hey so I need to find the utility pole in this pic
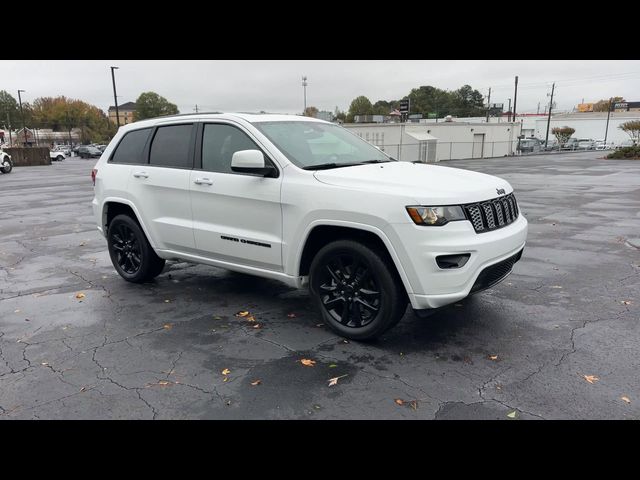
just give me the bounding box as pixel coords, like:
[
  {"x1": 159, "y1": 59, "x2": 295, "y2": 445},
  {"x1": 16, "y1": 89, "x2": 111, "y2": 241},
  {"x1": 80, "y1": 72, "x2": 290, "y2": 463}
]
[
  {"x1": 485, "y1": 87, "x2": 492, "y2": 122},
  {"x1": 507, "y1": 98, "x2": 512, "y2": 122},
  {"x1": 302, "y1": 76, "x2": 308, "y2": 114},
  {"x1": 194, "y1": 104, "x2": 199, "y2": 113},
  {"x1": 537, "y1": 102, "x2": 540, "y2": 114},
  {"x1": 604, "y1": 97, "x2": 612, "y2": 144},
  {"x1": 66, "y1": 111, "x2": 72, "y2": 149},
  {"x1": 6, "y1": 112, "x2": 12, "y2": 146},
  {"x1": 544, "y1": 82, "x2": 555, "y2": 147},
  {"x1": 17, "y1": 89, "x2": 26, "y2": 146},
  {"x1": 512, "y1": 76, "x2": 519, "y2": 126},
  {"x1": 110, "y1": 66, "x2": 120, "y2": 128}
]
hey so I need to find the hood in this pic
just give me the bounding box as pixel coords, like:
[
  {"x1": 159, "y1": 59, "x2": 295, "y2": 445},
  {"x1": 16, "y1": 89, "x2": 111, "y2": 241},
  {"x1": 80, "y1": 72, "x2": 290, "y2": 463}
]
[{"x1": 313, "y1": 161, "x2": 512, "y2": 205}]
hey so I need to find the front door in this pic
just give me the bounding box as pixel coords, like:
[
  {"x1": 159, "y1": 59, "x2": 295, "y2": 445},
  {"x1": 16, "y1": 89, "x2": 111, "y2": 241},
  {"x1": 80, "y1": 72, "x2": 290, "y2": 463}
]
[
  {"x1": 190, "y1": 122, "x2": 283, "y2": 271},
  {"x1": 472, "y1": 133, "x2": 485, "y2": 159}
]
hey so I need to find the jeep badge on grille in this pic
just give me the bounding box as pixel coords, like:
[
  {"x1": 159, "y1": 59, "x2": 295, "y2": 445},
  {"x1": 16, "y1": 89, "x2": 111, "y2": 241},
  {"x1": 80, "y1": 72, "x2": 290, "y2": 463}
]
[{"x1": 496, "y1": 188, "x2": 506, "y2": 195}]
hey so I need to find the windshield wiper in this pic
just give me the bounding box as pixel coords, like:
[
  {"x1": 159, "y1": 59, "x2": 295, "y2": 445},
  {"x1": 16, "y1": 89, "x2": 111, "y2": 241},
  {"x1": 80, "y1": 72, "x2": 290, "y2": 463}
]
[
  {"x1": 303, "y1": 162, "x2": 362, "y2": 170},
  {"x1": 358, "y1": 159, "x2": 394, "y2": 164}
]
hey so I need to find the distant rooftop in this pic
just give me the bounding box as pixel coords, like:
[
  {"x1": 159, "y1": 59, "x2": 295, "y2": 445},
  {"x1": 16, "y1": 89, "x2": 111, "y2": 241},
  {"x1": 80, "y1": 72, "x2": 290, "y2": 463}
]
[{"x1": 108, "y1": 102, "x2": 137, "y2": 112}]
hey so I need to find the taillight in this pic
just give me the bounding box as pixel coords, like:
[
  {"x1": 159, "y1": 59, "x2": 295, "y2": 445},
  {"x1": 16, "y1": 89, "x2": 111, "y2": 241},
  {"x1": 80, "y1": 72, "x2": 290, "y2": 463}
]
[{"x1": 91, "y1": 169, "x2": 97, "y2": 186}]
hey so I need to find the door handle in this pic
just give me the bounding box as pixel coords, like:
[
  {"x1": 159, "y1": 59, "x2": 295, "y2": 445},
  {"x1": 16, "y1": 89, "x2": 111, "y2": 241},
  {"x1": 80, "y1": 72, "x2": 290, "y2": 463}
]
[
  {"x1": 133, "y1": 171, "x2": 149, "y2": 178},
  {"x1": 194, "y1": 177, "x2": 213, "y2": 185}
]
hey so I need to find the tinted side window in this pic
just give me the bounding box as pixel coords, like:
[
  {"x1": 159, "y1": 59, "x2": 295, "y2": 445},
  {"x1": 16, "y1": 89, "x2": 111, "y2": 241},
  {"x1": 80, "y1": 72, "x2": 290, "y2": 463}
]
[
  {"x1": 202, "y1": 124, "x2": 261, "y2": 174},
  {"x1": 149, "y1": 124, "x2": 193, "y2": 168},
  {"x1": 111, "y1": 128, "x2": 151, "y2": 164}
]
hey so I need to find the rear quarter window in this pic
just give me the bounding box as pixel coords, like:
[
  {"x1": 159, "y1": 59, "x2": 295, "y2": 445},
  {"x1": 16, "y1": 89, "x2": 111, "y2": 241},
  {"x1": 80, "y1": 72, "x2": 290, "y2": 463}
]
[{"x1": 110, "y1": 128, "x2": 152, "y2": 164}]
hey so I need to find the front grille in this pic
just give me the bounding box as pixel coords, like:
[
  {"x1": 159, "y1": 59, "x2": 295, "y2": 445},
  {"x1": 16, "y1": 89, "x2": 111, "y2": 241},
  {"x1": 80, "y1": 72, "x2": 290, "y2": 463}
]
[
  {"x1": 464, "y1": 193, "x2": 519, "y2": 233},
  {"x1": 470, "y1": 249, "x2": 523, "y2": 294}
]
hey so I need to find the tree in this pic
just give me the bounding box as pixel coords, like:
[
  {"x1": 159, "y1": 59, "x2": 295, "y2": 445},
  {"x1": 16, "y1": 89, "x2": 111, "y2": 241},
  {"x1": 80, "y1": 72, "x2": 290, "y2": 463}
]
[
  {"x1": 593, "y1": 97, "x2": 625, "y2": 112},
  {"x1": 552, "y1": 126, "x2": 576, "y2": 146},
  {"x1": 0, "y1": 90, "x2": 20, "y2": 129},
  {"x1": 619, "y1": 120, "x2": 640, "y2": 144},
  {"x1": 303, "y1": 106, "x2": 319, "y2": 118},
  {"x1": 134, "y1": 92, "x2": 179, "y2": 121},
  {"x1": 347, "y1": 95, "x2": 373, "y2": 122}
]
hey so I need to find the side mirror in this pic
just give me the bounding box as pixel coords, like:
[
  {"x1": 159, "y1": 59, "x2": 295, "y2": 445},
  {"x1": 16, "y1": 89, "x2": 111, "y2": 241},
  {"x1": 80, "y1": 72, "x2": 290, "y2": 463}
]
[{"x1": 231, "y1": 149, "x2": 276, "y2": 177}]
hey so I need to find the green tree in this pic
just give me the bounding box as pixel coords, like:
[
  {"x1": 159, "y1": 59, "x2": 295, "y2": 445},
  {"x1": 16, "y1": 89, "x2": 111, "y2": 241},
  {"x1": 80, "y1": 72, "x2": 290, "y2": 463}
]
[
  {"x1": 372, "y1": 100, "x2": 393, "y2": 115},
  {"x1": 303, "y1": 106, "x2": 319, "y2": 117},
  {"x1": 347, "y1": 95, "x2": 374, "y2": 122},
  {"x1": 0, "y1": 90, "x2": 20, "y2": 129},
  {"x1": 552, "y1": 126, "x2": 576, "y2": 146},
  {"x1": 619, "y1": 120, "x2": 640, "y2": 144},
  {"x1": 134, "y1": 92, "x2": 179, "y2": 121},
  {"x1": 593, "y1": 97, "x2": 625, "y2": 112}
]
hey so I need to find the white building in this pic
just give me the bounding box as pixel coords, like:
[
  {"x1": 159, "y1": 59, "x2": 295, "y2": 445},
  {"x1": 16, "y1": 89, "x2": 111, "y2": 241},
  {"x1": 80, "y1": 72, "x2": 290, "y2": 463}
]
[
  {"x1": 343, "y1": 120, "x2": 521, "y2": 162},
  {"x1": 533, "y1": 112, "x2": 640, "y2": 145}
]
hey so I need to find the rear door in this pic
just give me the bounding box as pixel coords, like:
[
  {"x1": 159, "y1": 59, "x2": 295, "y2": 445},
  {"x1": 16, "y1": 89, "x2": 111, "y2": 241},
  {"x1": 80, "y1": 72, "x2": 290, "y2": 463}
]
[
  {"x1": 189, "y1": 122, "x2": 283, "y2": 270},
  {"x1": 127, "y1": 123, "x2": 196, "y2": 252}
]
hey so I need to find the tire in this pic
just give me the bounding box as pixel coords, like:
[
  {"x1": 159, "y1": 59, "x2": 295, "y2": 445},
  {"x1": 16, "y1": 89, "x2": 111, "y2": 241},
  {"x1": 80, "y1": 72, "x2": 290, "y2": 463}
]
[
  {"x1": 107, "y1": 214, "x2": 165, "y2": 283},
  {"x1": 56, "y1": 155, "x2": 64, "y2": 161},
  {"x1": 309, "y1": 239, "x2": 407, "y2": 341},
  {"x1": 0, "y1": 157, "x2": 12, "y2": 174}
]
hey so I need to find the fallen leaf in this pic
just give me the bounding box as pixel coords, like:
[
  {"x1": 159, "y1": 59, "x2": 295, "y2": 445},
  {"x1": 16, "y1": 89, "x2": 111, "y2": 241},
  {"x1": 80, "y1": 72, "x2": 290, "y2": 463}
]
[
  {"x1": 164, "y1": 299, "x2": 171, "y2": 303},
  {"x1": 252, "y1": 323, "x2": 262, "y2": 329},
  {"x1": 251, "y1": 380, "x2": 261, "y2": 386},
  {"x1": 622, "y1": 300, "x2": 632, "y2": 306},
  {"x1": 409, "y1": 400, "x2": 418, "y2": 411},
  {"x1": 621, "y1": 396, "x2": 631, "y2": 404},
  {"x1": 343, "y1": 340, "x2": 349, "y2": 344},
  {"x1": 235, "y1": 311, "x2": 250, "y2": 317},
  {"x1": 489, "y1": 355, "x2": 499, "y2": 361},
  {"x1": 328, "y1": 374, "x2": 348, "y2": 386},
  {"x1": 315, "y1": 323, "x2": 324, "y2": 327},
  {"x1": 80, "y1": 386, "x2": 87, "y2": 392},
  {"x1": 163, "y1": 324, "x2": 172, "y2": 330},
  {"x1": 287, "y1": 313, "x2": 297, "y2": 318},
  {"x1": 41, "y1": 362, "x2": 49, "y2": 366},
  {"x1": 329, "y1": 364, "x2": 338, "y2": 368},
  {"x1": 394, "y1": 399, "x2": 405, "y2": 406},
  {"x1": 223, "y1": 377, "x2": 229, "y2": 382},
  {"x1": 507, "y1": 410, "x2": 517, "y2": 419},
  {"x1": 583, "y1": 375, "x2": 599, "y2": 384},
  {"x1": 79, "y1": 241, "x2": 86, "y2": 246},
  {"x1": 222, "y1": 368, "x2": 231, "y2": 375},
  {"x1": 157, "y1": 380, "x2": 170, "y2": 386},
  {"x1": 75, "y1": 292, "x2": 85, "y2": 299},
  {"x1": 14, "y1": 309, "x2": 21, "y2": 313},
  {"x1": 245, "y1": 315, "x2": 256, "y2": 322},
  {"x1": 550, "y1": 285, "x2": 563, "y2": 289},
  {"x1": 300, "y1": 359, "x2": 316, "y2": 367}
]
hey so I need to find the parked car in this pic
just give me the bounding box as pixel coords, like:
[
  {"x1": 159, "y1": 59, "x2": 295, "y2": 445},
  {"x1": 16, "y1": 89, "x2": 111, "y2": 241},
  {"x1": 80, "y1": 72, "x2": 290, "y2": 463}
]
[
  {"x1": 53, "y1": 145, "x2": 71, "y2": 156},
  {"x1": 615, "y1": 140, "x2": 637, "y2": 150},
  {"x1": 78, "y1": 146, "x2": 102, "y2": 158},
  {"x1": 50, "y1": 150, "x2": 66, "y2": 162},
  {"x1": 594, "y1": 140, "x2": 609, "y2": 150},
  {"x1": 92, "y1": 113, "x2": 528, "y2": 340},
  {"x1": 0, "y1": 150, "x2": 12, "y2": 174},
  {"x1": 518, "y1": 138, "x2": 542, "y2": 153},
  {"x1": 576, "y1": 138, "x2": 596, "y2": 150},
  {"x1": 561, "y1": 138, "x2": 579, "y2": 151}
]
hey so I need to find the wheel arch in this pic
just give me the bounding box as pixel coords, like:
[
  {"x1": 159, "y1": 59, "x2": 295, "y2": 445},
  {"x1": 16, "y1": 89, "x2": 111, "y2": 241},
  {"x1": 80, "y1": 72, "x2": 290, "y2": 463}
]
[
  {"x1": 101, "y1": 199, "x2": 157, "y2": 249},
  {"x1": 296, "y1": 222, "x2": 413, "y2": 297}
]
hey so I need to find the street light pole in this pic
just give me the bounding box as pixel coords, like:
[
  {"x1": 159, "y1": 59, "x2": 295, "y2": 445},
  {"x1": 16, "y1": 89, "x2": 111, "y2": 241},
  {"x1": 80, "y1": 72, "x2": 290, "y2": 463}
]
[
  {"x1": 302, "y1": 76, "x2": 308, "y2": 114},
  {"x1": 604, "y1": 97, "x2": 612, "y2": 145},
  {"x1": 485, "y1": 87, "x2": 491, "y2": 122},
  {"x1": 110, "y1": 66, "x2": 120, "y2": 128},
  {"x1": 17, "y1": 89, "x2": 26, "y2": 146},
  {"x1": 507, "y1": 98, "x2": 512, "y2": 122},
  {"x1": 512, "y1": 76, "x2": 518, "y2": 125},
  {"x1": 544, "y1": 82, "x2": 555, "y2": 148}
]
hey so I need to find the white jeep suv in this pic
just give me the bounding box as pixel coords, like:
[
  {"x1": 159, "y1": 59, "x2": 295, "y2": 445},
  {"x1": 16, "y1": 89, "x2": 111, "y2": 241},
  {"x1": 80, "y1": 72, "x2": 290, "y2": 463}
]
[{"x1": 92, "y1": 113, "x2": 527, "y2": 340}]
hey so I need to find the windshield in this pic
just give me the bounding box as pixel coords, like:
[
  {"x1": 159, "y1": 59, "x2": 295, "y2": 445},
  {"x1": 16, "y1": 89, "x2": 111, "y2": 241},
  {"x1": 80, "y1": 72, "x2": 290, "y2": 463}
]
[{"x1": 253, "y1": 121, "x2": 393, "y2": 169}]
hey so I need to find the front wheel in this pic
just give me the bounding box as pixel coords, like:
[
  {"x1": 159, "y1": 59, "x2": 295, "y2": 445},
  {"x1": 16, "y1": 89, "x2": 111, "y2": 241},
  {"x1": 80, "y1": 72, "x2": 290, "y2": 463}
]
[
  {"x1": 107, "y1": 214, "x2": 165, "y2": 283},
  {"x1": 309, "y1": 240, "x2": 407, "y2": 341},
  {"x1": 0, "y1": 158, "x2": 12, "y2": 174}
]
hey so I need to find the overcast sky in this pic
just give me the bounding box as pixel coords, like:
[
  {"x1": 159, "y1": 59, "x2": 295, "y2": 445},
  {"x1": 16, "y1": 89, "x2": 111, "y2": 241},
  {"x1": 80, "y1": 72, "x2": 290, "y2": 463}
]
[{"x1": 2, "y1": 60, "x2": 639, "y2": 115}]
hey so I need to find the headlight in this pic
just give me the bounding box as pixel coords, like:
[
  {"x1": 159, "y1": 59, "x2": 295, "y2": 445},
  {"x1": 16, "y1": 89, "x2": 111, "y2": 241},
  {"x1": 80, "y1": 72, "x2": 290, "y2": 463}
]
[{"x1": 406, "y1": 206, "x2": 466, "y2": 226}]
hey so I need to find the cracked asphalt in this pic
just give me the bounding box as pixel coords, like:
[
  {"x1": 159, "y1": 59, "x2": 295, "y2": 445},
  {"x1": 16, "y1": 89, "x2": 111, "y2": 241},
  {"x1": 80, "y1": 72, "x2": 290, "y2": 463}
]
[{"x1": 1, "y1": 152, "x2": 638, "y2": 419}]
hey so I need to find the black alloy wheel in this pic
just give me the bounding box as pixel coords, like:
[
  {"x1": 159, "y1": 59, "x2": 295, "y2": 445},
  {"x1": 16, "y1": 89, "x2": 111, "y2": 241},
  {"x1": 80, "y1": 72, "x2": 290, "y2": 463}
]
[
  {"x1": 310, "y1": 240, "x2": 407, "y2": 341},
  {"x1": 107, "y1": 214, "x2": 165, "y2": 283},
  {"x1": 318, "y1": 253, "x2": 381, "y2": 328},
  {"x1": 1, "y1": 158, "x2": 12, "y2": 174},
  {"x1": 110, "y1": 222, "x2": 143, "y2": 275}
]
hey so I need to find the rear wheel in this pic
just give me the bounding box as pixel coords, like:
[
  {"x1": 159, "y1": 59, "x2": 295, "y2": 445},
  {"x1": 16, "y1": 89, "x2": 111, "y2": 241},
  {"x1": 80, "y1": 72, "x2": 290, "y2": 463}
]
[
  {"x1": 56, "y1": 155, "x2": 64, "y2": 161},
  {"x1": 0, "y1": 157, "x2": 12, "y2": 173},
  {"x1": 107, "y1": 214, "x2": 165, "y2": 283},
  {"x1": 309, "y1": 240, "x2": 407, "y2": 341}
]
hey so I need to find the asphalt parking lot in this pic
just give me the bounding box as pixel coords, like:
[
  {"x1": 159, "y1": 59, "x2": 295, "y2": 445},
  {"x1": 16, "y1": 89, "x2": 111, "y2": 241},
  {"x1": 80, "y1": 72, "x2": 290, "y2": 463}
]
[{"x1": 1, "y1": 152, "x2": 638, "y2": 419}]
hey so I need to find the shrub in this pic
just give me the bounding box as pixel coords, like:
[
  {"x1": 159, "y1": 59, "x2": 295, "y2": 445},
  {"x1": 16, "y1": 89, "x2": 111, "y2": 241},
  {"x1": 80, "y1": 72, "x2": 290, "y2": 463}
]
[{"x1": 606, "y1": 145, "x2": 640, "y2": 159}]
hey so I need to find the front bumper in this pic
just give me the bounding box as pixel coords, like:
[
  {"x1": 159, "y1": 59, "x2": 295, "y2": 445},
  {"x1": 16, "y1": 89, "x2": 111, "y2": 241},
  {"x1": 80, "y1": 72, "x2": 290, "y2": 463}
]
[{"x1": 385, "y1": 214, "x2": 528, "y2": 310}]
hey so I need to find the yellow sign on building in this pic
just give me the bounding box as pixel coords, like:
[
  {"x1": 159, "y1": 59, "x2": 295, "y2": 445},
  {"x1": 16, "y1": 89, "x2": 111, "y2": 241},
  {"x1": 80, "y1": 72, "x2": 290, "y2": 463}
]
[{"x1": 577, "y1": 103, "x2": 594, "y2": 112}]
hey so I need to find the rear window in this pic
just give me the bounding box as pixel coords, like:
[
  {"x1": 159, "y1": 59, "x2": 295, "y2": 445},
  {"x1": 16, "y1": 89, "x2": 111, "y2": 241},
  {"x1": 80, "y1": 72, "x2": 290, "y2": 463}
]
[
  {"x1": 149, "y1": 124, "x2": 194, "y2": 169},
  {"x1": 110, "y1": 128, "x2": 151, "y2": 164}
]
